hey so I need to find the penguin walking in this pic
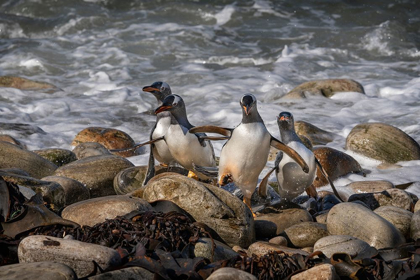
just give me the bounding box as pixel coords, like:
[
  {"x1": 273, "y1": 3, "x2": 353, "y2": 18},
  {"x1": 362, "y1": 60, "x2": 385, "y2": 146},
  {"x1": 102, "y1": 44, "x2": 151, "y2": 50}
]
[
  {"x1": 154, "y1": 94, "x2": 216, "y2": 180},
  {"x1": 189, "y1": 94, "x2": 309, "y2": 211},
  {"x1": 258, "y1": 112, "x2": 343, "y2": 201},
  {"x1": 142, "y1": 81, "x2": 177, "y2": 184}
]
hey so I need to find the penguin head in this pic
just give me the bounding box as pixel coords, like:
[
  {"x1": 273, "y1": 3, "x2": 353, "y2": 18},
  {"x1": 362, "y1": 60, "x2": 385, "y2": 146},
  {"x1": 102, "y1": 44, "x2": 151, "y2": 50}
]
[
  {"x1": 240, "y1": 94, "x2": 257, "y2": 116},
  {"x1": 154, "y1": 94, "x2": 185, "y2": 115},
  {"x1": 143, "y1": 81, "x2": 172, "y2": 102},
  {"x1": 277, "y1": 111, "x2": 295, "y2": 130}
]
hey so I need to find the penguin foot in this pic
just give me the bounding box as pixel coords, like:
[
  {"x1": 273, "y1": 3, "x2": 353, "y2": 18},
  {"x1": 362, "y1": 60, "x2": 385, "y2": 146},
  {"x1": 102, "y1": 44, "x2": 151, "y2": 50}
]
[
  {"x1": 243, "y1": 197, "x2": 256, "y2": 218},
  {"x1": 159, "y1": 163, "x2": 169, "y2": 167},
  {"x1": 187, "y1": 171, "x2": 199, "y2": 180},
  {"x1": 219, "y1": 173, "x2": 233, "y2": 186},
  {"x1": 305, "y1": 185, "x2": 318, "y2": 198}
]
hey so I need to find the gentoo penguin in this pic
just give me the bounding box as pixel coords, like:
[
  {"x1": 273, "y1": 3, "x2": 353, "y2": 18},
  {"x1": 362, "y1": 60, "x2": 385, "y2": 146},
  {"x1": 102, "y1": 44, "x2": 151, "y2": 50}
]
[
  {"x1": 189, "y1": 94, "x2": 309, "y2": 211},
  {"x1": 142, "y1": 81, "x2": 177, "y2": 184},
  {"x1": 258, "y1": 112, "x2": 343, "y2": 201},
  {"x1": 154, "y1": 94, "x2": 216, "y2": 180}
]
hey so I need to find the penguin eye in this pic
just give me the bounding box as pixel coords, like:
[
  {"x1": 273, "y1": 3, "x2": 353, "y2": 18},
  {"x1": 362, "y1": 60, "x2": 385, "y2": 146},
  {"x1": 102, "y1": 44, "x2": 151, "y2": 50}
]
[
  {"x1": 172, "y1": 102, "x2": 178, "y2": 106},
  {"x1": 161, "y1": 86, "x2": 166, "y2": 91}
]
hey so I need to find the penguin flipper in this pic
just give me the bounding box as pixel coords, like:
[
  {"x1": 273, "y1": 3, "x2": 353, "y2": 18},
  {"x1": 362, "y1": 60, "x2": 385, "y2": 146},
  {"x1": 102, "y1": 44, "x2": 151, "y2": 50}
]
[
  {"x1": 144, "y1": 144, "x2": 156, "y2": 186},
  {"x1": 197, "y1": 135, "x2": 230, "y2": 141},
  {"x1": 270, "y1": 137, "x2": 309, "y2": 173},
  {"x1": 315, "y1": 158, "x2": 344, "y2": 202},
  {"x1": 192, "y1": 163, "x2": 218, "y2": 178},
  {"x1": 274, "y1": 151, "x2": 283, "y2": 169},
  {"x1": 258, "y1": 166, "x2": 277, "y2": 198},
  {"x1": 109, "y1": 137, "x2": 165, "y2": 153},
  {"x1": 189, "y1": 125, "x2": 233, "y2": 137}
]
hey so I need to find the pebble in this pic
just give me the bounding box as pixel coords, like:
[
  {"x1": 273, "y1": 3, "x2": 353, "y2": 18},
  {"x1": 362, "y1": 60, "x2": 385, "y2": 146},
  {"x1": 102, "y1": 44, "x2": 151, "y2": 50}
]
[
  {"x1": 291, "y1": 263, "x2": 339, "y2": 280},
  {"x1": 268, "y1": 236, "x2": 288, "y2": 246},
  {"x1": 72, "y1": 142, "x2": 111, "y2": 159},
  {"x1": 87, "y1": 267, "x2": 154, "y2": 280},
  {"x1": 348, "y1": 188, "x2": 414, "y2": 211},
  {"x1": 294, "y1": 120, "x2": 337, "y2": 145},
  {"x1": 193, "y1": 238, "x2": 239, "y2": 262},
  {"x1": 33, "y1": 148, "x2": 77, "y2": 167},
  {"x1": 410, "y1": 211, "x2": 420, "y2": 240},
  {"x1": 207, "y1": 267, "x2": 257, "y2": 280},
  {"x1": 247, "y1": 241, "x2": 309, "y2": 257},
  {"x1": 255, "y1": 208, "x2": 313, "y2": 235},
  {"x1": 0, "y1": 76, "x2": 57, "y2": 91},
  {"x1": 374, "y1": 206, "x2": 413, "y2": 239},
  {"x1": 313, "y1": 235, "x2": 377, "y2": 259},
  {"x1": 0, "y1": 261, "x2": 77, "y2": 280},
  {"x1": 347, "y1": 180, "x2": 394, "y2": 194},
  {"x1": 41, "y1": 175, "x2": 90, "y2": 206},
  {"x1": 254, "y1": 219, "x2": 278, "y2": 240},
  {"x1": 282, "y1": 221, "x2": 329, "y2": 248},
  {"x1": 0, "y1": 134, "x2": 27, "y2": 149}
]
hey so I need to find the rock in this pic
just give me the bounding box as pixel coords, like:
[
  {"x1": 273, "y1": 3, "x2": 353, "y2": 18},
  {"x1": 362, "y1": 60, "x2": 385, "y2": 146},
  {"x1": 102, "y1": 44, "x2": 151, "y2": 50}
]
[
  {"x1": 193, "y1": 238, "x2": 239, "y2": 262},
  {"x1": 291, "y1": 263, "x2": 339, "y2": 280},
  {"x1": 0, "y1": 134, "x2": 27, "y2": 149},
  {"x1": 346, "y1": 123, "x2": 420, "y2": 164},
  {"x1": 141, "y1": 173, "x2": 254, "y2": 248},
  {"x1": 415, "y1": 200, "x2": 420, "y2": 213},
  {"x1": 313, "y1": 235, "x2": 377, "y2": 259},
  {"x1": 87, "y1": 267, "x2": 154, "y2": 280},
  {"x1": 374, "y1": 206, "x2": 413, "y2": 239},
  {"x1": 61, "y1": 195, "x2": 152, "y2": 227},
  {"x1": 313, "y1": 147, "x2": 363, "y2": 188},
  {"x1": 41, "y1": 176, "x2": 90, "y2": 206},
  {"x1": 0, "y1": 141, "x2": 57, "y2": 179},
  {"x1": 282, "y1": 222, "x2": 329, "y2": 248},
  {"x1": 294, "y1": 121, "x2": 337, "y2": 145},
  {"x1": 254, "y1": 220, "x2": 278, "y2": 240},
  {"x1": 0, "y1": 261, "x2": 77, "y2": 280},
  {"x1": 327, "y1": 202, "x2": 405, "y2": 249},
  {"x1": 347, "y1": 180, "x2": 394, "y2": 194},
  {"x1": 72, "y1": 142, "x2": 111, "y2": 159},
  {"x1": 283, "y1": 79, "x2": 365, "y2": 99},
  {"x1": 0, "y1": 76, "x2": 57, "y2": 90},
  {"x1": 411, "y1": 211, "x2": 420, "y2": 240},
  {"x1": 256, "y1": 208, "x2": 313, "y2": 235},
  {"x1": 18, "y1": 235, "x2": 122, "y2": 278},
  {"x1": 269, "y1": 236, "x2": 288, "y2": 246},
  {"x1": 33, "y1": 148, "x2": 77, "y2": 167},
  {"x1": 72, "y1": 127, "x2": 139, "y2": 157},
  {"x1": 54, "y1": 155, "x2": 134, "y2": 197},
  {"x1": 348, "y1": 189, "x2": 414, "y2": 211},
  {"x1": 0, "y1": 122, "x2": 46, "y2": 136},
  {"x1": 315, "y1": 212, "x2": 329, "y2": 224},
  {"x1": 0, "y1": 168, "x2": 30, "y2": 176},
  {"x1": 247, "y1": 241, "x2": 309, "y2": 257},
  {"x1": 207, "y1": 267, "x2": 257, "y2": 280}
]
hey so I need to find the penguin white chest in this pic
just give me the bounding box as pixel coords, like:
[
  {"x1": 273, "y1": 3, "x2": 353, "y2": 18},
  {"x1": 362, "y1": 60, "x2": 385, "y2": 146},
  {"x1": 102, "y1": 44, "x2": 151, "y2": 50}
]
[{"x1": 151, "y1": 116, "x2": 174, "y2": 164}]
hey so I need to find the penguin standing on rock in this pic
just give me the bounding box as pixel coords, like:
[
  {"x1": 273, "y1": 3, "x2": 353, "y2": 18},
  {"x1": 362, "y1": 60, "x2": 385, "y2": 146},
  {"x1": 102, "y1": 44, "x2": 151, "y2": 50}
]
[
  {"x1": 154, "y1": 94, "x2": 216, "y2": 180},
  {"x1": 258, "y1": 111, "x2": 343, "y2": 202},
  {"x1": 142, "y1": 82, "x2": 178, "y2": 184},
  {"x1": 190, "y1": 94, "x2": 309, "y2": 212}
]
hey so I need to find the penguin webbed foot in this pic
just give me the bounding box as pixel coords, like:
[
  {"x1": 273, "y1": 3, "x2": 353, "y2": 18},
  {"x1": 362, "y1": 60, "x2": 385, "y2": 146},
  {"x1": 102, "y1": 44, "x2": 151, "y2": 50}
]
[{"x1": 219, "y1": 173, "x2": 233, "y2": 186}]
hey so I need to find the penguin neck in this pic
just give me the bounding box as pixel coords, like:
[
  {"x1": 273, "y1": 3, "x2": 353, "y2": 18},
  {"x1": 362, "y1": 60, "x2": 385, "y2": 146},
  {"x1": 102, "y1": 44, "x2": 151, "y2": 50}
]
[
  {"x1": 156, "y1": 110, "x2": 171, "y2": 121},
  {"x1": 241, "y1": 111, "x2": 264, "y2": 124},
  {"x1": 170, "y1": 111, "x2": 193, "y2": 130},
  {"x1": 280, "y1": 128, "x2": 301, "y2": 144}
]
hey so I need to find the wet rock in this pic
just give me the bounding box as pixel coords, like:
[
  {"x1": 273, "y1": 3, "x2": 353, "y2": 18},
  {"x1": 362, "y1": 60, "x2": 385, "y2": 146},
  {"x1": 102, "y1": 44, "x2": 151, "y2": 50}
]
[
  {"x1": 72, "y1": 142, "x2": 111, "y2": 159},
  {"x1": 313, "y1": 235, "x2": 377, "y2": 259},
  {"x1": 18, "y1": 235, "x2": 122, "y2": 278},
  {"x1": 411, "y1": 211, "x2": 420, "y2": 240},
  {"x1": 193, "y1": 238, "x2": 239, "y2": 262},
  {"x1": 290, "y1": 263, "x2": 339, "y2": 280},
  {"x1": 313, "y1": 147, "x2": 363, "y2": 188},
  {"x1": 282, "y1": 222, "x2": 329, "y2": 248},
  {"x1": 269, "y1": 236, "x2": 288, "y2": 246},
  {"x1": 283, "y1": 79, "x2": 364, "y2": 99},
  {"x1": 72, "y1": 127, "x2": 139, "y2": 157},
  {"x1": 61, "y1": 195, "x2": 152, "y2": 227},
  {"x1": 0, "y1": 141, "x2": 57, "y2": 179},
  {"x1": 87, "y1": 267, "x2": 154, "y2": 280},
  {"x1": 54, "y1": 155, "x2": 134, "y2": 197},
  {"x1": 247, "y1": 241, "x2": 309, "y2": 257},
  {"x1": 294, "y1": 121, "x2": 337, "y2": 145},
  {"x1": 255, "y1": 208, "x2": 313, "y2": 235},
  {"x1": 0, "y1": 76, "x2": 57, "y2": 90},
  {"x1": 255, "y1": 220, "x2": 278, "y2": 240},
  {"x1": 346, "y1": 123, "x2": 420, "y2": 164},
  {"x1": 33, "y1": 148, "x2": 77, "y2": 167},
  {"x1": 327, "y1": 202, "x2": 405, "y2": 249},
  {"x1": 0, "y1": 168, "x2": 30, "y2": 176},
  {"x1": 317, "y1": 193, "x2": 343, "y2": 211},
  {"x1": 347, "y1": 180, "x2": 394, "y2": 194},
  {"x1": 348, "y1": 189, "x2": 414, "y2": 211},
  {"x1": 315, "y1": 211, "x2": 329, "y2": 224},
  {"x1": 0, "y1": 261, "x2": 77, "y2": 280},
  {"x1": 207, "y1": 267, "x2": 257, "y2": 280},
  {"x1": 374, "y1": 206, "x2": 413, "y2": 239},
  {"x1": 41, "y1": 176, "x2": 90, "y2": 206},
  {"x1": 0, "y1": 122, "x2": 46, "y2": 136},
  {"x1": 0, "y1": 134, "x2": 27, "y2": 149},
  {"x1": 141, "y1": 173, "x2": 254, "y2": 248},
  {"x1": 415, "y1": 199, "x2": 420, "y2": 213}
]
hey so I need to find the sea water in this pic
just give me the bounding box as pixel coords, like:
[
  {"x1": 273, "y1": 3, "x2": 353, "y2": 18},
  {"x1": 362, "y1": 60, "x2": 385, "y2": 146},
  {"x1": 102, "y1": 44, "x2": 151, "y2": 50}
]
[{"x1": 0, "y1": 0, "x2": 419, "y2": 196}]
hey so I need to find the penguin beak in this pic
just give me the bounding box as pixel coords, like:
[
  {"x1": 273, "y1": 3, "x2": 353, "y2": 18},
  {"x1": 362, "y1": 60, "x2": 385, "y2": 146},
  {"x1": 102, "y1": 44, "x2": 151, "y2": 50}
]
[
  {"x1": 243, "y1": 105, "x2": 252, "y2": 115},
  {"x1": 279, "y1": 116, "x2": 288, "y2": 121},
  {"x1": 154, "y1": 105, "x2": 172, "y2": 114},
  {"x1": 143, "y1": 86, "x2": 159, "y2": 93}
]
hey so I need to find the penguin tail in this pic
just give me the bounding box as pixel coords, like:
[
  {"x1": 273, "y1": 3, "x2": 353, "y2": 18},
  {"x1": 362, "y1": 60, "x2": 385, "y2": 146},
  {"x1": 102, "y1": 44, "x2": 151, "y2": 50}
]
[{"x1": 192, "y1": 163, "x2": 218, "y2": 178}]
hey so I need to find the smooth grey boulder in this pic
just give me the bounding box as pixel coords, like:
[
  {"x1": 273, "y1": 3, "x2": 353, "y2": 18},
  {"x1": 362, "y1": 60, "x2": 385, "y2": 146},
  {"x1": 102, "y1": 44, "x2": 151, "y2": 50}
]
[
  {"x1": 411, "y1": 211, "x2": 420, "y2": 240},
  {"x1": 193, "y1": 238, "x2": 239, "y2": 262},
  {"x1": 282, "y1": 222, "x2": 329, "y2": 248},
  {"x1": 327, "y1": 202, "x2": 405, "y2": 249},
  {"x1": 62, "y1": 195, "x2": 153, "y2": 227},
  {"x1": 346, "y1": 123, "x2": 420, "y2": 164},
  {"x1": 268, "y1": 236, "x2": 288, "y2": 246},
  {"x1": 0, "y1": 141, "x2": 57, "y2": 179},
  {"x1": 18, "y1": 235, "x2": 122, "y2": 278},
  {"x1": 54, "y1": 155, "x2": 134, "y2": 197},
  {"x1": 254, "y1": 219, "x2": 278, "y2": 239},
  {"x1": 374, "y1": 206, "x2": 413, "y2": 239},
  {"x1": 247, "y1": 241, "x2": 309, "y2": 257},
  {"x1": 348, "y1": 188, "x2": 414, "y2": 211},
  {"x1": 141, "y1": 173, "x2": 255, "y2": 248},
  {"x1": 291, "y1": 263, "x2": 339, "y2": 280},
  {"x1": 42, "y1": 175, "x2": 90, "y2": 206},
  {"x1": 72, "y1": 142, "x2": 111, "y2": 159},
  {"x1": 347, "y1": 180, "x2": 394, "y2": 194},
  {"x1": 255, "y1": 208, "x2": 313, "y2": 235},
  {"x1": 207, "y1": 267, "x2": 257, "y2": 280},
  {"x1": 313, "y1": 235, "x2": 377, "y2": 259},
  {"x1": 0, "y1": 261, "x2": 77, "y2": 280},
  {"x1": 87, "y1": 267, "x2": 154, "y2": 280},
  {"x1": 294, "y1": 121, "x2": 337, "y2": 145},
  {"x1": 33, "y1": 148, "x2": 77, "y2": 167}
]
